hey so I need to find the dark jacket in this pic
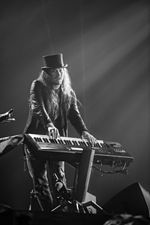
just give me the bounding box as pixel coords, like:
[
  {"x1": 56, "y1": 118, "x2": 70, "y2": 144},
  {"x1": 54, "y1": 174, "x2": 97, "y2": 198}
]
[{"x1": 24, "y1": 79, "x2": 88, "y2": 136}]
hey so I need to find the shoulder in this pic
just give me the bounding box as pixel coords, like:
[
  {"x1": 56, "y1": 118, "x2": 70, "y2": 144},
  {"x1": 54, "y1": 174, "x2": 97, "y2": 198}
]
[
  {"x1": 29, "y1": 80, "x2": 45, "y2": 96},
  {"x1": 70, "y1": 89, "x2": 78, "y2": 104},
  {"x1": 31, "y1": 79, "x2": 44, "y2": 90}
]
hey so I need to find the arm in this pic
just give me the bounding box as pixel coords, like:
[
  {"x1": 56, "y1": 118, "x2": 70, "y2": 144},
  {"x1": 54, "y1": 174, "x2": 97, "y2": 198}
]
[
  {"x1": 29, "y1": 80, "x2": 53, "y2": 129},
  {"x1": 30, "y1": 80, "x2": 60, "y2": 138},
  {"x1": 68, "y1": 91, "x2": 97, "y2": 144},
  {"x1": 68, "y1": 90, "x2": 88, "y2": 135}
]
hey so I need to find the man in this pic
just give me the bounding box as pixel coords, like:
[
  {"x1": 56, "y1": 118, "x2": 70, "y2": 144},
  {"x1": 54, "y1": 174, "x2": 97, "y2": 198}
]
[{"x1": 23, "y1": 53, "x2": 97, "y2": 211}]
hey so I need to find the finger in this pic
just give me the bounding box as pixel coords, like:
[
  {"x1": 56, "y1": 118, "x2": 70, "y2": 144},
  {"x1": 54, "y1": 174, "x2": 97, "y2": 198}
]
[
  {"x1": 48, "y1": 131, "x2": 52, "y2": 138},
  {"x1": 8, "y1": 109, "x2": 13, "y2": 116},
  {"x1": 57, "y1": 131, "x2": 60, "y2": 138},
  {"x1": 8, "y1": 109, "x2": 13, "y2": 113},
  {"x1": 53, "y1": 129, "x2": 57, "y2": 139},
  {"x1": 7, "y1": 118, "x2": 15, "y2": 121},
  {"x1": 55, "y1": 129, "x2": 60, "y2": 139},
  {"x1": 49, "y1": 129, "x2": 54, "y2": 138},
  {"x1": 53, "y1": 129, "x2": 59, "y2": 139},
  {"x1": 51, "y1": 129, "x2": 56, "y2": 139},
  {"x1": 91, "y1": 137, "x2": 97, "y2": 146}
]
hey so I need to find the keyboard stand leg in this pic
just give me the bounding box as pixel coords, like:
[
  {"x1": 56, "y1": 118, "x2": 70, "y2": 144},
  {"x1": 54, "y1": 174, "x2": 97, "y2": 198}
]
[
  {"x1": 51, "y1": 201, "x2": 85, "y2": 213},
  {"x1": 51, "y1": 199, "x2": 74, "y2": 213},
  {"x1": 29, "y1": 190, "x2": 44, "y2": 211},
  {"x1": 50, "y1": 199, "x2": 107, "y2": 214}
]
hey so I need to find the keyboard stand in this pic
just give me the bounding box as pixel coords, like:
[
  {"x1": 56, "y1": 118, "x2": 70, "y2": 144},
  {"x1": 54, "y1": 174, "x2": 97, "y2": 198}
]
[
  {"x1": 50, "y1": 147, "x2": 107, "y2": 214},
  {"x1": 50, "y1": 198, "x2": 106, "y2": 214},
  {"x1": 73, "y1": 147, "x2": 95, "y2": 203},
  {"x1": 26, "y1": 144, "x2": 108, "y2": 215}
]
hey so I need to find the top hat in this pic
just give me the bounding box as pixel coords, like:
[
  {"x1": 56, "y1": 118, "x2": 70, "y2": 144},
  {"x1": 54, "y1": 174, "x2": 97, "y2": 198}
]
[{"x1": 41, "y1": 53, "x2": 68, "y2": 70}]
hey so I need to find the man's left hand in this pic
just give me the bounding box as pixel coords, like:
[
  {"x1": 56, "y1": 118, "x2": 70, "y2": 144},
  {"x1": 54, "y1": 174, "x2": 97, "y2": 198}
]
[{"x1": 81, "y1": 131, "x2": 97, "y2": 146}]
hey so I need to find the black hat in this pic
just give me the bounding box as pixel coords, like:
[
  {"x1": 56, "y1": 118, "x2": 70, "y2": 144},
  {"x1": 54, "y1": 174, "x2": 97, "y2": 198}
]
[{"x1": 41, "y1": 53, "x2": 68, "y2": 70}]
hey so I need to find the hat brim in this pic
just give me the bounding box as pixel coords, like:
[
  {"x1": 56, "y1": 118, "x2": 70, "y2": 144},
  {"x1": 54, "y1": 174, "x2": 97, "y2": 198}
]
[{"x1": 41, "y1": 64, "x2": 68, "y2": 70}]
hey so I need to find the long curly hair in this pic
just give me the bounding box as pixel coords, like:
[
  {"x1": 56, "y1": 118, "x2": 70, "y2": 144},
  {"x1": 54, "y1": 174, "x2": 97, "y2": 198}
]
[{"x1": 37, "y1": 68, "x2": 74, "y2": 115}]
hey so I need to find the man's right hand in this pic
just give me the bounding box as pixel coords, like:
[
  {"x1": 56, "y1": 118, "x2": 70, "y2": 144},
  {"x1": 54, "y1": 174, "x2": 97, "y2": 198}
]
[{"x1": 48, "y1": 125, "x2": 60, "y2": 139}]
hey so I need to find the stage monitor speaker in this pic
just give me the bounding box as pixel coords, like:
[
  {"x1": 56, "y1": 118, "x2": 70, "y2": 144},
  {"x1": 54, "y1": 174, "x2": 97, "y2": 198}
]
[{"x1": 102, "y1": 182, "x2": 150, "y2": 217}]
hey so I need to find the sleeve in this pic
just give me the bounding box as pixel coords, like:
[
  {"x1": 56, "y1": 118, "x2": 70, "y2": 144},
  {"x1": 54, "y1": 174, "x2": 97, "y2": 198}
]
[
  {"x1": 68, "y1": 90, "x2": 88, "y2": 136},
  {"x1": 0, "y1": 113, "x2": 8, "y2": 123},
  {"x1": 29, "y1": 80, "x2": 53, "y2": 129}
]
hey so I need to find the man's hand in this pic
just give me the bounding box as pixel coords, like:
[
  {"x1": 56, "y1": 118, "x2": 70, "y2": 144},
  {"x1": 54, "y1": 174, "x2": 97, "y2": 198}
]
[
  {"x1": 81, "y1": 131, "x2": 97, "y2": 146},
  {"x1": 48, "y1": 125, "x2": 60, "y2": 139}
]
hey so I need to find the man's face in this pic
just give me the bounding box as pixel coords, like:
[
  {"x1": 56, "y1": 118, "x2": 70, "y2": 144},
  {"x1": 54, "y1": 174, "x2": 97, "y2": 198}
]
[{"x1": 45, "y1": 68, "x2": 64, "y2": 89}]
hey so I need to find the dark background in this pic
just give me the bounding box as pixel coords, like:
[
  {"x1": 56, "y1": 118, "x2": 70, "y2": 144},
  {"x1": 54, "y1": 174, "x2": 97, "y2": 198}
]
[{"x1": 0, "y1": 0, "x2": 149, "y2": 210}]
